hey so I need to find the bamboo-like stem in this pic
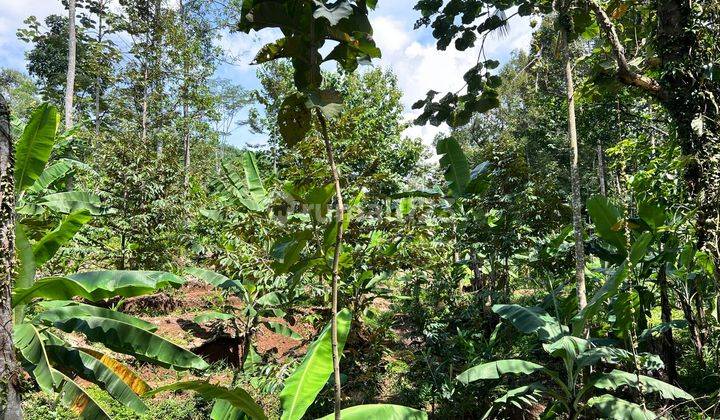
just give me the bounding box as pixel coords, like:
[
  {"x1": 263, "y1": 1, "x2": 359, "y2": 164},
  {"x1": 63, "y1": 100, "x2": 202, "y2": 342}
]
[{"x1": 317, "y1": 110, "x2": 344, "y2": 420}]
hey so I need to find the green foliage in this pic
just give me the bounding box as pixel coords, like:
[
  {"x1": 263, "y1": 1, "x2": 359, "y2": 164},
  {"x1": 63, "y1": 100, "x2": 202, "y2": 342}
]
[
  {"x1": 316, "y1": 404, "x2": 428, "y2": 420},
  {"x1": 436, "y1": 137, "x2": 469, "y2": 198},
  {"x1": 279, "y1": 309, "x2": 352, "y2": 420},
  {"x1": 13, "y1": 271, "x2": 185, "y2": 306},
  {"x1": 14, "y1": 103, "x2": 59, "y2": 193},
  {"x1": 145, "y1": 381, "x2": 267, "y2": 420}
]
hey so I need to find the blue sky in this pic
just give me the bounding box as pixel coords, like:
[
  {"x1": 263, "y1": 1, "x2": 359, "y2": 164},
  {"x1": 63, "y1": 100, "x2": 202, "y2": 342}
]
[{"x1": 0, "y1": 0, "x2": 535, "y2": 149}]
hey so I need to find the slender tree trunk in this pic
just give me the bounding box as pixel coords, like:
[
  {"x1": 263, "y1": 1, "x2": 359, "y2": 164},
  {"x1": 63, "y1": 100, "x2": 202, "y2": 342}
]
[
  {"x1": 64, "y1": 0, "x2": 77, "y2": 191},
  {"x1": 678, "y1": 288, "x2": 706, "y2": 369},
  {"x1": 153, "y1": 0, "x2": 163, "y2": 157},
  {"x1": 317, "y1": 111, "x2": 344, "y2": 420},
  {"x1": 142, "y1": 65, "x2": 148, "y2": 143},
  {"x1": 180, "y1": 0, "x2": 190, "y2": 190},
  {"x1": 0, "y1": 96, "x2": 22, "y2": 420},
  {"x1": 596, "y1": 139, "x2": 606, "y2": 196},
  {"x1": 658, "y1": 262, "x2": 679, "y2": 383},
  {"x1": 65, "y1": 0, "x2": 77, "y2": 129},
  {"x1": 694, "y1": 277, "x2": 708, "y2": 344},
  {"x1": 94, "y1": 0, "x2": 105, "y2": 137},
  {"x1": 562, "y1": 29, "x2": 587, "y2": 311}
]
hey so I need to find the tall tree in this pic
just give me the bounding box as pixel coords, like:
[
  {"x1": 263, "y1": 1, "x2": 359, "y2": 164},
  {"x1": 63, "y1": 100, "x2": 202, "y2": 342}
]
[
  {"x1": 64, "y1": 0, "x2": 77, "y2": 129},
  {"x1": 180, "y1": 0, "x2": 190, "y2": 190},
  {"x1": 560, "y1": 5, "x2": 587, "y2": 311},
  {"x1": 92, "y1": 0, "x2": 108, "y2": 136},
  {"x1": 0, "y1": 95, "x2": 21, "y2": 420}
]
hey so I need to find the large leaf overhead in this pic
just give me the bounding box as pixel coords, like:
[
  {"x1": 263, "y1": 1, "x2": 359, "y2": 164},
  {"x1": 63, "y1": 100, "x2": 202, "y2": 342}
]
[
  {"x1": 492, "y1": 304, "x2": 564, "y2": 342},
  {"x1": 13, "y1": 270, "x2": 185, "y2": 306},
  {"x1": 14, "y1": 103, "x2": 59, "y2": 193},
  {"x1": 27, "y1": 159, "x2": 73, "y2": 193},
  {"x1": 237, "y1": 0, "x2": 380, "y2": 145},
  {"x1": 145, "y1": 381, "x2": 267, "y2": 420},
  {"x1": 279, "y1": 308, "x2": 352, "y2": 420},
  {"x1": 436, "y1": 136, "x2": 470, "y2": 198}
]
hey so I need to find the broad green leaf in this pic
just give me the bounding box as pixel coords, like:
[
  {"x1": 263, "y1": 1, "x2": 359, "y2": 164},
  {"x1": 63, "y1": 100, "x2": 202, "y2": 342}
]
[
  {"x1": 591, "y1": 369, "x2": 692, "y2": 400},
  {"x1": 629, "y1": 232, "x2": 653, "y2": 264},
  {"x1": 572, "y1": 264, "x2": 627, "y2": 335},
  {"x1": 587, "y1": 195, "x2": 626, "y2": 253},
  {"x1": 36, "y1": 191, "x2": 112, "y2": 215},
  {"x1": 587, "y1": 394, "x2": 657, "y2": 419},
  {"x1": 316, "y1": 404, "x2": 428, "y2": 420},
  {"x1": 637, "y1": 201, "x2": 665, "y2": 232},
  {"x1": 187, "y1": 268, "x2": 244, "y2": 293},
  {"x1": 14, "y1": 323, "x2": 56, "y2": 392},
  {"x1": 53, "y1": 368, "x2": 111, "y2": 419},
  {"x1": 436, "y1": 137, "x2": 469, "y2": 198},
  {"x1": 77, "y1": 347, "x2": 150, "y2": 395},
  {"x1": 613, "y1": 290, "x2": 640, "y2": 340},
  {"x1": 35, "y1": 301, "x2": 158, "y2": 331},
  {"x1": 639, "y1": 320, "x2": 688, "y2": 341},
  {"x1": 456, "y1": 359, "x2": 546, "y2": 385},
  {"x1": 45, "y1": 345, "x2": 148, "y2": 413},
  {"x1": 278, "y1": 93, "x2": 312, "y2": 147},
  {"x1": 577, "y1": 347, "x2": 664, "y2": 371},
  {"x1": 241, "y1": 151, "x2": 269, "y2": 210},
  {"x1": 194, "y1": 312, "x2": 235, "y2": 324},
  {"x1": 263, "y1": 321, "x2": 301, "y2": 340},
  {"x1": 492, "y1": 304, "x2": 564, "y2": 342},
  {"x1": 14, "y1": 224, "x2": 36, "y2": 320},
  {"x1": 13, "y1": 270, "x2": 185, "y2": 306},
  {"x1": 305, "y1": 89, "x2": 344, "y2": 119},
  {"x1": 280, "y1": 308, "x2": 352, "y2": 420},
  {"x1": 14, "y1": 103, "x2": 59, "y2": 192},
  {"x1": 211, "y1": 398, "x2": 246, "y2": 420},
  {"x1": 27, "y1": 159, "x2": 73, "y2": 193},
  {"x1": 271, "y1": 231, "x2": 311, "y2": 274},
  {"x1": 33, "y1": 210, "x2": 92, "y2": 265},
  {"x1": 145, "y1": 380, "x2": 266, "y2": 420},
  {"x1": 482, "y1": 383, "x2": 546, "y2": 419},
  {"x1": 542, "y1": 336, "x2": 589, "y2": 374},
  {"x1": 46, "y1": 316, "x2": 209, "y2": 370}
]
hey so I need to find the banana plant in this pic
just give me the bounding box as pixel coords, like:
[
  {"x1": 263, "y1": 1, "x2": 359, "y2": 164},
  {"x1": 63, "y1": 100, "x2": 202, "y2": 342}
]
[
  {"x1": 458, "y1": 304, "x2": 692, "y2": 419},
  {"x1": 187, "y1": 267, "x2": 303, "y2": 371},
  {"x1": 13, "y1": 103, "x2": 111, "y2": 314},
  {"x1": 147, "y1": 309, "x2": 427, "y2": 420},
  {"x1": 12, "y1": 269, "x2": 209, "y2": 419},
  {"x1": 215, "y1": 151, "x2": 271, "y2": 213},
  {"x1": 14, "y1": 103, "x2": 111, "y2": 218}
]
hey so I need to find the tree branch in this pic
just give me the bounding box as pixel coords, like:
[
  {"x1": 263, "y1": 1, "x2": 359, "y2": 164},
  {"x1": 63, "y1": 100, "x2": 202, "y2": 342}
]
[{"x1": 586, "y1": 0, "x2": 665, "y2": 98}]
